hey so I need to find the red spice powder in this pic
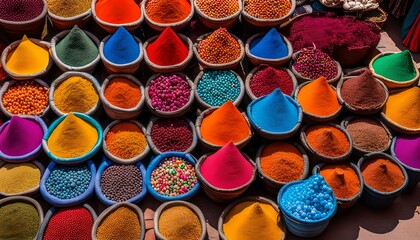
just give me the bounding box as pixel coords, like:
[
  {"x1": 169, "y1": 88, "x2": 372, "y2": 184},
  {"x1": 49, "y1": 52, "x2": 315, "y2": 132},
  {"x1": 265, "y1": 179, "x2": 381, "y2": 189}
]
[
  {"x1": 145, "y1": 0, "x2": 191, "y2": 24},
  {"x1": 0, "y1": 41, "x2": 8, "y2": 81},
  {"x1": 305, "y1": 125, "x2": 350, "y2": 158},
  {"x1": 250, "y1": 66, "x2": 294, "y2": 97}
]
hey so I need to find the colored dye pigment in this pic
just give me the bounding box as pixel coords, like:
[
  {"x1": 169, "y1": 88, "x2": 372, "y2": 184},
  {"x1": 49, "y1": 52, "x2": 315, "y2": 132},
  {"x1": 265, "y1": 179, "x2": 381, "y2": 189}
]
[
  {"x1": 249, "y1": 88, "x2": 299, "y2": 133},
  {"x1": 197, "y1": 28, "x2": 241, "y2": 64},
  {"x1": 384, "y1": 86, "x2": 420, "y2": 129},
  {"x1": 146, "y1": 27, "x2": 189, "y2": 66},
  {"x1": 0, "y1": 202, "x2": 39, "y2": 240},
  {"x1": 0, "y1": 116, "x2": 43, "y2": 156},
  {"x1": 55, "y1": 26, "x2": 98, "y2": 67},
  {"x1": 249, "y1": 66, "x2": 294, "y2": 97},
  {"x1": 45, "y1": 164, "x2": 91, "y2": 199},
  {"x1": 305, "y1": 125, "x2": 350, "y2": 158},
  {"x1": 197, "y1": 70, "x2": 241, "y2": 106},
  {"x1": 46, "y1": 0, "x2": 91, "y2": 18},
  {"x1": 0, "y1": 0, "x2": 44, "y2": 21},
  {"x1": 200, "y1": 101, "x2": 250, "y2": 146},
  {"x1": 104, "y1": 77, "x2": 141, "y2": 109},
  {"x1": 105, "y1": 122, "x2": 147, "y2": 159},
  {"x1": 95, "y1": 0, "x2": 141, "y2": 24},
  {"x1": 101, "y1": 165, "x2": 143, "y2": 202},
  {"x1": 200, "y1": 142, "x2": 253, "y2": 189},
  {"x1": 96, "y1": 206, "x2": 141, "y2": 240},
  {"x1": 346, "y1": 118, "x2": 389, "y2": 152},
  {"x1": 394, "y1": 135, "x2": 420, "y2": 169},
  {"x1": 145, "y1": 0, "x2": 191, "y2": 24},
  {"x1": 319, "y1": 164, "x2": 360, "y2": 199},
  {"x1": 293, "y1": 48, "x2": 338, "y2": 80},
  {"x1": 244, "y1": 0, "x2": 291, "y2": 19},
  {"x1": 151, "y1": 118, "x2": 193, "y2": 152},
  {"x1": 158, "y1": 205, "x2": 202, "y2": 240},
  {"x1": 103, "y1": 27, "x2": 140, "y2": 64},
  {"x1": 196, "y1": 0, "x2": 239, "y2": 19},
  {"x1": 250, "y1": 28, "x2": 288, "y2": 59},
  {"x1": 361, "y1": 158, "x2": 405, "y2": 192},
  {"x1": 0, "y1": 163, "x2": 41, "y2": 194},
  {"x1": 372, "y1": 50, "x2": 417, "y2": 82}
]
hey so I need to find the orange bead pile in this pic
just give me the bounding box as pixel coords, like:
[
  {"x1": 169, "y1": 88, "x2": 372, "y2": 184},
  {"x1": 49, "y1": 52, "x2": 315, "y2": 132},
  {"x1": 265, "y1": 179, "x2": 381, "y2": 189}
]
[
  {"x1": 196, "y1": 0, "x2": 239, "y2": 19},
  {"x1": 244, "y1": 0, "x2": 292, "y2": 19},
  {"x1": 2, "y1": 81, "x2": 49, "y2": 115},
  {"x1": 197, "y1": 28, "x2": 241, "y2": 64}
]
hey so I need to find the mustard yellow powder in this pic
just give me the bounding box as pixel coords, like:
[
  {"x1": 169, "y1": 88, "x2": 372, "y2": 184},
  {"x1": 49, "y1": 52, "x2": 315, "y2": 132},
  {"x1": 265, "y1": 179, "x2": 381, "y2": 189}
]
[
  {"x1": 47, "y1": 0, "x2": 91, "y2": 18},
  {"x1": 0, "y1": 163, "x2": 41, "y2": 194},
  {"x1": 384, "y1": 86, "x2": 420, "y2": 129},
  {"x1": 96, "y1": 206, "x2": 141, "y2": 240}
]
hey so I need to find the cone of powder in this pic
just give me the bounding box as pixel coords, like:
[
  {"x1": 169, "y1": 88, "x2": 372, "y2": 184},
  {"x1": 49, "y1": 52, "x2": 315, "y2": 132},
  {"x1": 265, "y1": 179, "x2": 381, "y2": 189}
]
[
  {"x1": 0, "y1": 116, "x2": 43, "y2": 156},
  {"x1": 320, "y1": 165, "x2": 360, "y2": 199},
  {"x1": 249, "y1": 88, "x2": 299, "y2": 133},
  {"x1": 103, "y1": 27, "x2": 140, "y2": 64},
  {"x1": 394, "y1": 135, "x2": 420, "y2": 169},
  {"x1": 297, "y1": 76, "x2": 340, "y2": 117},
  {"x1": 372, "y1": 50, "x2": 417, "y2": 82},
  {"x1": 146, "y1": 27, "x2": 189, "y2": 66},
  {"x1": 250, "y1": 28, "x2": 288, "y2": 59},
  {"x1": 200, "y1": 142, "x2": 254, "y2": 189},
  {"x1": 340, "y1": 70, "x2": 387, "y2": 111}
]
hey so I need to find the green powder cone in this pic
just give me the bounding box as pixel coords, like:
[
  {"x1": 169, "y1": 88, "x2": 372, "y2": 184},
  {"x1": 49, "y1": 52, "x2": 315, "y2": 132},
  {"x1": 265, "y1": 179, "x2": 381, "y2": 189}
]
[
  {"x1": 56, "y1": 25, "x2": 98, "y2": 67},
  {"x1": 372, "y1": 50, "x2": 416, "y2": 82}
]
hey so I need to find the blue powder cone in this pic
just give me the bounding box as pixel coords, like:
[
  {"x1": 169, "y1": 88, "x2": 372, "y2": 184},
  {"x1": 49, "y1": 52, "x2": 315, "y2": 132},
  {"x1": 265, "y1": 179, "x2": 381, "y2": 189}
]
[
  {"x1": 250, "y1": 88, "x2": 299, "y2": 132},
  {"x1": 104, "y1": 26, "x2": 140, "y2": 64},
  {"x1": 249, "y1": 28, "x2": 288, "y2": 59}
]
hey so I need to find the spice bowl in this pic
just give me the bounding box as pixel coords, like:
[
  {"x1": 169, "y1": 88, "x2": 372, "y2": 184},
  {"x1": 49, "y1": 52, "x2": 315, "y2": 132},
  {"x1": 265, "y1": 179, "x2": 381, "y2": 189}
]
[
  {"x1": 95, "y1": 157, "x2": 147, "y2": 206},
  {"x1": 102, "y1": 120, "x2": 150, "y2": 165},
  {"x1": 47, "y1": 6, "x2": 92, "y2": 31},
  {"x1": 50, "y1": 71, "x2": 101, "y2": 116},
  {"x1": 194, "y1": 0, "x2": 242, "y2": 29},
  {"x1": 390, "y1": 136, "x2": 420, "y2": 189},
  {"x1": 0, "y1": 116, "x2": 48, "y2": 163},
  {"x1": 195, "y1": 108, "x2": 253, "y2": 151},
  {"x1": 255, "y1": 142, "x2": 310, "y2": 194},
  {"x1": 146, "y1": 116, "x2": 198, "y2": 155},
  {"x1": 142, "y1": 0, "x2": 194, "y2": 32},
  {"x1": 154, "y1": 201, "x2": 207, "y2": 240},
  {"x1": 194, "y1": 32, "x2": 245, "y2": 70},
  {"x1": 36, "y1": 203, "x2": 97, "y2": 240},
  {"x1": 0, "y1": 79, "x2": 51, "y2": 118},
  {"x1": 145, "y1": 73, "x2": 195, "y2": 117},
  {"x1": 1, "y1": 39, "x2": 53, "y2": 80},
  {"x1": 357, "y1": 152, "x2": 408, "y2": 208},
  {"x1": 313, "y1": 163, "x2": 364, "y2": 209},
  {"x1": 92, "y1": 202, "x2": 145, "y2": 240},
  {"x1": 369, "y1": 51, "x2": 420, "y2": 89},
  {"x1": 245, "y1": 65, "x2": 298, "y2": 100},
  {"x1": 195, "y1": 152, "x2": 257, "y2": 202},
  {"x1": 99, "y1": 35, "x2": 144, "y2": 74},
  {"x1": 50, "y1": 29, "x2": 101, "y2": 73},
  {"x1": 241, "y1": 0, "x2": 296, "y2": 27},
  {"x1": 218, "y1": 196, "x2": 287, "y2": 240},
  {"x1": 193, "y1": 70, "x2": 245, "y2": 109},
  {"x1": 300, "y1": 123, "x2": 353, "y2": 163},
  {"x1": 42, "y1": 112, "x2": 103, "y2": 165},
  {"x1": 144, "y1": 34, "x2": 194, "y2": 73},
  {"x1": 145, "y1": 152, "x2": 201, "y2": 202},
  {"x1": 91, "y1": 0, "x2": 144, "y2": 33},
  {"x1": 337, "y1": 76, "x2": 389, "y2": 115},
  {"x1": 0, "y1": 160, "x2": 44, "y2": 197},
  {"x1": 245, "y1": 32, "x2": 293, "y2": 66},
  {"x1": 247, "y1": 93, "x2": 303, "y2": 140}
]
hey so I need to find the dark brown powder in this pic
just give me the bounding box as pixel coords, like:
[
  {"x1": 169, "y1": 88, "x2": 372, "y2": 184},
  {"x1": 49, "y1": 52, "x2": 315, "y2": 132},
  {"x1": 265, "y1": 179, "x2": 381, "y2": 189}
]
[{"x1": 346, "y1": 118, "x2": 389, "y2": 152}]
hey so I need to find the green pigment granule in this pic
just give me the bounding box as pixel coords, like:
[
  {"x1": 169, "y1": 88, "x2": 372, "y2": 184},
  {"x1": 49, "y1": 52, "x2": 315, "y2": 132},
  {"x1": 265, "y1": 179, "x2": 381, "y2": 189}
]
[
  {"x1": 372, "y1": 50, "x2": 417, "y2": 82},
  {"x1": 0, "y1": 202, "x2": 40, "y2": 240}
]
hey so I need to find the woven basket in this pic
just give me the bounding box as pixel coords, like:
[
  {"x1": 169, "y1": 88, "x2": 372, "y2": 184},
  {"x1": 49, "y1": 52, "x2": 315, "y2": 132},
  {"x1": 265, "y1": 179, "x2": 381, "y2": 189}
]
[
  {"x1": 91, "y1": 0, "x2": 144, "y2": 33},
  {"x1": 99, "y1": 35, "x2": 143, "y2": 74},
  {"x1": 144, "y1": 34, "x2": 193, "y2": 73},
  {"x1": 242, "y1": 0, "x2": 296, "y2": 27},
  {"x1": 100, "y1": 74, "x2": 145, "y2": 120},
  {"x1": 146, "y1": 116, "x2": 198, "y2": 155},
  {"x1": 0, "y1": 160, "x2": 44, "y2": 197},
  {"x1": 50, "y1": 29, "x2": 101, "y2": 73},
  {"x1": 36, "y1": 203, "x2": 97, "y2": 240},
  {"x1": 195, "y1": 108, "x2": 253, "y2": 151},
  {"x1": 49, "y1": 71, "x2": 101, "y2": 116},
  {"x1": 145, "y1": 73, "x2": 195, "y2": 117},
  {"x1": 0, "y1": 79, "x2": 50, "y2": 118},
  {"x1": 256, "y1": 142, "x2": 309, "y2": 194},
  {"x1": 218, "y1": 196, "x2": 287, "y2": 240},
  {"x1": 40, "y1": 160, "x2": 96, "y2": 207},
  {"x1": 194, "y1": 70, "x2": 245, "y2": 109},
  {"x1": 245, "y1": 65, "x2": 298, "y2": 100},
  {"x1": 194, "y1": 0, "x2": 242, "y2": 29},
  {"x1": 245, "y1": 32, "x2": 293, "y2": 66},
  {"x1": 312, "y1": 163, "x2": 363, "y2": 209},
  {"x1": 341, "y1": 116, "x2": 392, "y2": 156},
  {"x1": 142, "y1": 0, "x2": 194, "y2": 32},
  {"x1": 1, "y1": 39, "x2": 52, "y2": 80},
  {"x1": 0, "y1": 116, "x2": 48, "y2": 163},
  {"x1": 154, "y1": 201, "x2": 207, "y2": 240},
  {"x1": 363, "y1": 7, "x2": 388, "y2": 29},
  {"x1": 194, "y1": 32, "x2": 245, "y2": 70},
  {"x1": 369, "y1": 51, "x2": 420, "y2": 89},
  {"x1": 195, "y1": 152, "x2": 256, "y2": 202},
  {"x1": 47, "y1": 7, "x2": 92, "y2": 31},
  {"x1": 0, "y1": 0, "x2": 47, "y2": 40},
  {"x1": 294, "y1": 82, "x2": 343, "y2": 123},
  {"x1": 337, "y1": 76, "x2": 389, "y2": 115},
  {"x1": 102, "y1": 120, "x2": 150, "y2": 165},
  {"x1": 92, "y1": 202, "x2": 145, "y2": 240},
  {"x1": 300, "y1": 123, "x2": 353, "y2": 163}
]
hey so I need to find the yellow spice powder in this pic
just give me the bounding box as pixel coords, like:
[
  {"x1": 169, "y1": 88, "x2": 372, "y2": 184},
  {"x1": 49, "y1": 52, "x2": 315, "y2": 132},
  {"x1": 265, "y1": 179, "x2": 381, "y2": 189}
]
[{"x1": 0, "y1": 163, "x2": 41, "y2": 194}]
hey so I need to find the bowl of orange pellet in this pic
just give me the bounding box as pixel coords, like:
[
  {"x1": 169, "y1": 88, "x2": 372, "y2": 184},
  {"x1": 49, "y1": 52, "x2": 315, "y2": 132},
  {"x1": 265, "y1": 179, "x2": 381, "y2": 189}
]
[
  {"x1": 194, "y1": 0, "x2": 243, "y2": 29},
  {"x1": 242, "y1": 0, "x2": 296, "y2": 27},
  {"x1": 0, "y1": 79, "x2": 50, "y2": 118}
]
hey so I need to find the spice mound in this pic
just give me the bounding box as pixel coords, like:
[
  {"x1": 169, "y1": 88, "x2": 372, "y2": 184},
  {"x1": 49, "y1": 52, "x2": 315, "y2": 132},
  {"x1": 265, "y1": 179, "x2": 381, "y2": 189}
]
[
  {"x1": 361, "y1": 158, "x2": 405, "y2": 192},
  {"x1": 250, "y1": 66, "x2": 294, "y2": 97},
  {"x1": 394, "y1": 135, "x2": 420, "y2": 169},
  {"x1": 0, "y1": 202, "x2": 40, "y2": 240},
  {"x1": 372, "y1": 50, "x2": 417, "y2": 82},
  {"x1": 95, "y1": 0, "x2": 141, "y2": 24},
  {"x1": 383, "y1": 86, "x2": 420, "y2": 129},
  {"x1": 346, "y1": 118, "x2": 389, "y2": 152},
  {"x1": 46, "y1": 0, "x2": 91, "y2": 18},
  {"x1": 103, "y1": 26, "x2": 140, "y2": 65},
  {"x1": 244, "y1": 0, "x2": 291, "y2": 19},
  {"x1": 104, "y1": 77, "x2": 141, "y2": 109},
  {"x1": 105, "y1": 122, "x2": 147, "y2": 160},
  {"x1": 196, "y1": 0, "x2": 239, "y2": 19},
  {"x1": 305, "y1": 125, "x2": 350, "y2": 158},
  {"x1": 320, "y1": 164, "x2": 360, "y2": 199},
  {"x1": 0, "y1": 163, "x2": 41, "y2": 195},
  {"x1": 249, "y1": 28, "x2": 288, "y2": 59},
  {"x1": 145, "y1": 0, "x2": 191, "y2": 24},
  {"x1": 96, "y1": 206, "x2": 141, "y2": 240},
  {"x1": 197, "y1": 28, "x2": 241, "y2": 64},
  {"x1": 158, "y1": 205, "x2": 202, "y2": 240}
]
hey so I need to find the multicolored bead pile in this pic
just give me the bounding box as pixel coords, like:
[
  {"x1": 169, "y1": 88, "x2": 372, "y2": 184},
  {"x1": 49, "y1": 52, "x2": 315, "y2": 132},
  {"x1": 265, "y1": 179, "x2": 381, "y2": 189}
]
[
  {"x1": 150, "y1": 157, "x2": 198, "y2": 197},
  {"x1": 45, "y1": 165, "x2": 91, "y2": 199},
  {"x1": 197, "y1": 70, "x2": 241, "y2": 106},
  {"x1": 293, "y1": 48, "x2": 338, "y2": 80}
]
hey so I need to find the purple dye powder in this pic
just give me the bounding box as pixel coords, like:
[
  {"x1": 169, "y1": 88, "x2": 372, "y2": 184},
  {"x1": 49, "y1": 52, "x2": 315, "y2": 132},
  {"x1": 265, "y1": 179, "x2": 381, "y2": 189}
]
[{"x1": 394, "y1": 135, "x2": 420, "y2": 169}]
